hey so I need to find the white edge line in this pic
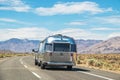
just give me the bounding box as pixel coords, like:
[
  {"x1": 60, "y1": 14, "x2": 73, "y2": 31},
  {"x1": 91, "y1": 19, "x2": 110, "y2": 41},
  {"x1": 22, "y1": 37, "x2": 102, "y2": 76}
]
[
  {"x1": 21, "y1": 61, "x2": 23, "y2": 64},
  {"x1": 20, "y1": 61, "x2": 23, "y2": 64},
  {"x1": 32, "y1": 72, "x2": 41, "y2": 79},
  {"x1": 24, "y1": 65, "x2": 28, "y2": 68},
  {"x1": 19, "y1": 58, "x2": 23, "y2": 64},
  {"x1": 78, "y1": 71, "x2": 114, "y2": 80},
  {"x1": 19, "y1": 58, "x2": 22, "y2": 62},
  {"x1": 20, "y1": 57, "x2": 41, "y2": 79}
]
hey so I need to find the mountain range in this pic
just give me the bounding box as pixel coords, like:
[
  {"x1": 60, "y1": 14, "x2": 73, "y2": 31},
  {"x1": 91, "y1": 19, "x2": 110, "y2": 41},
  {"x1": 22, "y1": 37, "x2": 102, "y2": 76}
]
[
  {"x1": 0, "y1": 38, "x2": 39, "y2": 53},
  {"x1": 0, "y1": 36, "x2": 120, "y2": 53},
  {"x1": 0, "y1": 38, "x2": 102, "y2": 53},
  {"x1": 75, "y1": 39, "x2": 102, "y2": 53},
  {"x1": 81, "y1": 36, "x2": 120, "y2": 54}
]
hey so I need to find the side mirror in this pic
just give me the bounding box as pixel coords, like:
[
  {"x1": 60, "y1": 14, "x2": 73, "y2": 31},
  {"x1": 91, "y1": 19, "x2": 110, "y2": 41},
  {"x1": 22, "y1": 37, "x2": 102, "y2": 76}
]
[
  {"x1": 32, "y1": 49, "x2": 35, "y2": 52},
  {"x1": 32, "y1": 49, "x2": 38, "y2": 53}
]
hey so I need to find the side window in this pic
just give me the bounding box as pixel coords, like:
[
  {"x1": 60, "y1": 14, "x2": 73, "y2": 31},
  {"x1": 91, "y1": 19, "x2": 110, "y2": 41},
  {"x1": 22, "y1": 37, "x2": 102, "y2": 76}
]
[
  {"x1": 42, "y1": 42, "x2": 45, "y2": 53},
  {"x1": 45, "y1": 44, "x2": 52, "y2": 52},
  {"x1": 71, "y1": 44, "x2": 77, "y2": 52},
  {"x1": 39, "y1": 42, "x2": 45, "y2": 53},
  {"x1": 39, "y1": 43, "x2": 42, "y2": 53}
]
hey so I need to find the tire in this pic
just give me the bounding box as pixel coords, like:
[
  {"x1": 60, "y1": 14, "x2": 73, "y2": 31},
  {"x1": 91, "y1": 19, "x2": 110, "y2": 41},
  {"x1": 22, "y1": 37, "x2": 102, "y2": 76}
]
[
  {"x1": 35, "y1": 59, "x2": 38, "y2": 65},
  {"x1": 67, "y1": 66, "x2": 72, "y2": 70},
  {"x1": 41, "y1": 63, "x2": 45, "y2": 69},
  {"x1": 38, "y1": 61, "x2": 41, "y2": 66}
]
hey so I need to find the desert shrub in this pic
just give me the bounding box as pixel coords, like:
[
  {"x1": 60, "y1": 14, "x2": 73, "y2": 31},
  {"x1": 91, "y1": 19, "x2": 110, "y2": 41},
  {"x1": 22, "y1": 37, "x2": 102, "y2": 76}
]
[
  {"x1": 94, "y1": 61, "x2": 103, "y2": 68},
  {"x1": 87, "y1": 59, "x2": 96, "y2": 66},
  {"x1": 77, "y1": 60, "x2": 81, "y2": 64},
  {"x1": 77, "y1": 53, "x2": 120, "y2": 72},
  {"x1": 0, "y1": 54, "x2": 4, "y2": 58}
]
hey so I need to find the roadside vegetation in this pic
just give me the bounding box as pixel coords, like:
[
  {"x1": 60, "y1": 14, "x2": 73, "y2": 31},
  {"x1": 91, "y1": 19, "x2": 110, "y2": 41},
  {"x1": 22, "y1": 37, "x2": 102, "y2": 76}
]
[
  {"x1": 0, "y1": 51, "x2": 31, "y2": 59},
  {"x1": 76, "y1": 53, "x2": 120, "y2": 73}
]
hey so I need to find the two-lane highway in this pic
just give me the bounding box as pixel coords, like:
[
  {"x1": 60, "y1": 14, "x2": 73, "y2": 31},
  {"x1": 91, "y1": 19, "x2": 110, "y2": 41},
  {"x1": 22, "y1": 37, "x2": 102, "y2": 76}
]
[
  {"x1": 0, "y1": 56, "x2": 120, "y2": 80},
  {"x1": 0, "y1": 56, "x2": 40, "y2": 80}
]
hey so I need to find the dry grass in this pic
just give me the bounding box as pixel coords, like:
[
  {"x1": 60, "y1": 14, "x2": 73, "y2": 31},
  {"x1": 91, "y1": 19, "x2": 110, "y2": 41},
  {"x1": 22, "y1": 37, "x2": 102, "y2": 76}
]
[
  {"x1": 76, "y1": 53, "x2": 120, "y2": 73},
  {"x1": 0, "y1": 52, "x2": 32, "y2": 59}
]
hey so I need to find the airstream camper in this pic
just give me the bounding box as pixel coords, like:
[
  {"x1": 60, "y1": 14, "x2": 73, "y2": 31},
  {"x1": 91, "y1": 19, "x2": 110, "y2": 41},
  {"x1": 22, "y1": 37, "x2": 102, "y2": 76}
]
[{"x1": 33, "y1": 34, "x2": 77, "y2": 69}]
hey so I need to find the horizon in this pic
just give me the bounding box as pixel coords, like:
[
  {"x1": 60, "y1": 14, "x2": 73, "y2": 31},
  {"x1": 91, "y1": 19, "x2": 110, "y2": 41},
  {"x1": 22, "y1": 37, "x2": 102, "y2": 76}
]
[
  {"x1": 0, "y1": 0, "x2": 120, "y2": 41},
  {"x1": 0, "y1": 36, "x2": 120, "y2": 42}
]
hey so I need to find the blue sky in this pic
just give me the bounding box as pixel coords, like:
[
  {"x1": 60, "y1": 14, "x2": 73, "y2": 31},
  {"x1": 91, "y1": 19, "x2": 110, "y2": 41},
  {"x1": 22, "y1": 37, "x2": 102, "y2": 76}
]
[{"x1": 0, "y1": 0, "x2": 120, "y2": 41}]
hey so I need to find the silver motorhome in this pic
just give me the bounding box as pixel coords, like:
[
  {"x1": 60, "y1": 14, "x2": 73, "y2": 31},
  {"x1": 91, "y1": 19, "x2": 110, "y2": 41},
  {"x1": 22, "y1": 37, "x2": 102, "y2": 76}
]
[{"x1": 33, "y1": 34, "x2": 77, "y2": 69}]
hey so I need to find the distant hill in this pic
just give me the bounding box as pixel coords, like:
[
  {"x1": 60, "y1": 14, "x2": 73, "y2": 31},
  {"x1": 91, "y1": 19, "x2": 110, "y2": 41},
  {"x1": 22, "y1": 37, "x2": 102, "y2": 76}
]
[
  {"x1": 0, "y1": 38, "x2": 102, "y2": 53},
  {"x1": 75, "y1": 39, "x2": 102, "y2": 53},
  {"x1": 1, "y1": 37, "x2": 120, "y2": 53},
  {"x1": 81, "y1": 36, "x2": 120, "y2": 54},
  {"x1": 0, "y1": 38, "x2": 39, "y2": 53}
]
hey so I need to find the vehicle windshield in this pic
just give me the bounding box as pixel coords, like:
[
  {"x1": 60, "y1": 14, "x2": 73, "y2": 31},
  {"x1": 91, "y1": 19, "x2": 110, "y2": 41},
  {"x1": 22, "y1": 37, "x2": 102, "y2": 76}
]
[{"x1": 53, "y1": 43, "x2": 70, "y2": 52}]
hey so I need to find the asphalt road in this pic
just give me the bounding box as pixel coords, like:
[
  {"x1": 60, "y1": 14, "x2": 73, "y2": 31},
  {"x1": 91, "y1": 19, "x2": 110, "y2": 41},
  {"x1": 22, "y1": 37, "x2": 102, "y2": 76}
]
[{"x1": 0, "y1": 56, "x2": 120, "y2": 80}]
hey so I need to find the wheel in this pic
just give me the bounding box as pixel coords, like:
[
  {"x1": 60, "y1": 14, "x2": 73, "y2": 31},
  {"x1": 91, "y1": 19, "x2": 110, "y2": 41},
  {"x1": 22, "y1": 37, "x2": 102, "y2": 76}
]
[
  {"x1": 35, "y1": 59, "x2": 38, "y2": 65},
  {"x1": 67, "y1": 66, "x2": 72, "y2": 70},
  {"x1": 41, "y1": 63, "x2": 45, "y2": 69},
  {"x1": 38, "y1": 61, "x2": 41, "y2": 66}
]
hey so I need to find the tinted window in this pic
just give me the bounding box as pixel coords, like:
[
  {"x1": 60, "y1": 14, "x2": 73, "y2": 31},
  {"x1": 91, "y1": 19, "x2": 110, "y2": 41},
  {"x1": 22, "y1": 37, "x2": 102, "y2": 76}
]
[
  {"x1": 54, "y1": 43, "x2": 70, "y2": 52},
  {"x1": 71, "y1": 44, "x2": 77, "y2": 52}
]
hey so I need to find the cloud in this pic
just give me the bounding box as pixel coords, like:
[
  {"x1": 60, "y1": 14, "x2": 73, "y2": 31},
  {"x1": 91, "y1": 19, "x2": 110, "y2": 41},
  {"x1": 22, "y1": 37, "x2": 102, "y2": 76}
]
[
  {"x1": 91, "y1": 27, "x2": 120, "y2": 31},
  {"x1": 66, "y1": 21, "x2": 86, "y2": 26},
  {"x1": 103, "y1": 16, "x2": 120, "y2": 24},
  {"x1": 35, "y1": 1, "x2": 112, "y2": 16},
  {"x1": 0, "y1": 18, "x2": 17, "y2": 22},
  {"x1": 94, "y1": 16, "x2": 120, "y2": 25},
  {"x1": 0, "y1": 18, "x2": 35, "y2": 25},
  {"x1": 54, "y1": 28, "x2": 87, "y2": 38},
  {"x1": 56, "y1": 28, "x2": 106, "y2": 40},
  {"x1": 0, "y1": 27, "x2": 108, "y2": 41},
  {"x1": 0, "y1": 0, "x2": 31, "y2": 12},
  {"x1": 108, "y1": 32, "x2": 120, "y2": 38},
  {"x1": 0, "y1": 27, "x2": 51, "y2": 41}
]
